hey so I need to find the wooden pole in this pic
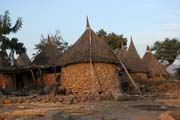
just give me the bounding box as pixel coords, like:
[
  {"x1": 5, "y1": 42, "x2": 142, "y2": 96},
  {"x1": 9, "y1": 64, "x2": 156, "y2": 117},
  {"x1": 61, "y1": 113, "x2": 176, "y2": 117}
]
[
  {"x1": 30, "y1": 69, "x2": 36, "y2": 84},
  {"x1": 115, "y1": 53, "x2": 141, "y2": 94}
]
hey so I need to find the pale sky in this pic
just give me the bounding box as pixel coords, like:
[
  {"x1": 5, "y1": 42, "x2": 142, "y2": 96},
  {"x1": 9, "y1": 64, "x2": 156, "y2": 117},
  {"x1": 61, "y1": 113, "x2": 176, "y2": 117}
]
[{"x1": 1, "y1": 0, "x2": 180, "y2": 58}]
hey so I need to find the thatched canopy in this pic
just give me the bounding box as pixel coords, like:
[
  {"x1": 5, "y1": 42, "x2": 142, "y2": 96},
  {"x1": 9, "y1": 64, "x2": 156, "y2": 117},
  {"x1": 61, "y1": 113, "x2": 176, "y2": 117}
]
[
  {"x1": 124, "y1": 38, "x2": 147, "y2": 73},
  {"x1": 62, "y1": 17, "x2": 119, "y2": 66},
  {"x1": 119, "y1": 43, "x2": 127, "y2": 62},
  {"x1": 16, "y1": 52, "x2": 31, "y2": 68},
  {"x1": 142, "y1": 46, "x2": 168, "y2": 77},
  {"x1": 33, "y1": 36, "x2": 62, "y2": 67}
]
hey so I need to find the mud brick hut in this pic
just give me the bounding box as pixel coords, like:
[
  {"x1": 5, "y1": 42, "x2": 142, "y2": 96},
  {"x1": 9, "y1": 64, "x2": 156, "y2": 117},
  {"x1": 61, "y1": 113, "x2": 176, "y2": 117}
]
[
  {"x1": 0, "y1": 52, "x2": 33, "y2": 89},
  {"x1": 33, "y1": 36, "x2": 62, "y2": 87},
  {"x1": 142, "y1": 46, "x2": 168, "y2": 80},
  {"x1": 123, "y1": 37, "x2": 148, "y2": 81},
  {"x1": 60, "y1": 18, "x2": 121, "y2": 98}
]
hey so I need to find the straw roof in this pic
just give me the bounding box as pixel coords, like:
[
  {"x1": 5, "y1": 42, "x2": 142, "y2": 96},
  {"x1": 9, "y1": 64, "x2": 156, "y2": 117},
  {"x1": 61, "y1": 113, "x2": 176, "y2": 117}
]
[
  {"x1": 16, "y1": 52, "x2": 31, "y2": 67},
  {"x1": 119, "y1": 43, "x2": 127, "y2": 62},
  {"x1": 33, "y1": 36, "x2": 62, "y2": 67},
  {"x1": 62, "y1": 17, "x2": 119, "y2": 66},
  {"x1": 143, "y1": 46, "x2": 168, "y2": 77},
  {"x1": 124, "y1": 37, "x2": 147, "y2": 73}
]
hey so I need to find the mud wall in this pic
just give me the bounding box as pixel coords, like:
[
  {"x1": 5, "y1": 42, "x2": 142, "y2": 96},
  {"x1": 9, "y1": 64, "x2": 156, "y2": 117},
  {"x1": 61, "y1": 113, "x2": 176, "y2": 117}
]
[
  {"x1": 0, "y1": 74, "x2": 13, "y2": 88},
  {"x1": 130, "y1": 73, "x2": 148, "y2": 81},
  {"x1": 61, "y1": 63, "x2": 121, "y2": 96}
]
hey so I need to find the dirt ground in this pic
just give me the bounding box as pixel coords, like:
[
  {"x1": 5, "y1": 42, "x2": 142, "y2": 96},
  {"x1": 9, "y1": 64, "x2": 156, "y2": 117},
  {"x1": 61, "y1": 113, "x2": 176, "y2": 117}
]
[{"x1": 1, "y1": 97, "x2": 180, "y2": 120}]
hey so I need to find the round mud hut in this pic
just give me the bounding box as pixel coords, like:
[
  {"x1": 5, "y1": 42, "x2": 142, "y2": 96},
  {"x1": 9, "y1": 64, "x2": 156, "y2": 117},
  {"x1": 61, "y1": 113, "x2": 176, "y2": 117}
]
[
  {"x1": 124, "y1": 37, "x2": 148, "y2": 81},
  {"x1": 142, "y1": 46, "x2": 168, "y2": 80},
  {"x1": 61, "y1": 18, "x2": 121, "y2": 98},
  {"x1": 33, "y1": 36, "x2": 62, "y2": 86}
]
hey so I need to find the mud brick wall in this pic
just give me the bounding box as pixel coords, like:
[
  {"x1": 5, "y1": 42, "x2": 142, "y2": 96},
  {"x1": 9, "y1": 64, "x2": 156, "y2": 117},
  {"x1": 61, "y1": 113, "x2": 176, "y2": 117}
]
[
  {"x1": 147, "y1": 76, "x2": 166, "y2": 81},
  {"x1": 0, "y1": 74, "x2": 13, "y2": 88},
  {"x1": 36, "y1": 73, "x2": 56, "y2": 86},
  {"x1": 130, "y1": 73, "x2": 147, "y2": 81},
  {"x1": 61, "y1": 63, "x2": 121, "y2": 96}
]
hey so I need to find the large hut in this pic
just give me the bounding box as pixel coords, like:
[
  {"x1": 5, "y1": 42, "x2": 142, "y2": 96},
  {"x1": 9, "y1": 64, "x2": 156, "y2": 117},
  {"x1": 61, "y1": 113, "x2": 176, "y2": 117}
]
[
  {"x1": 142, "y1": 46, "x2": 168, "y2": 80},
  {"x1": 60, "y1": 18, "x2": 121, "y2": 98},
  {"x1": 33, "y1": 36, "x2": 62, "y2": 86},
  {"x1": 124, "y1": 37, "x2": 147, "y2": 81}
]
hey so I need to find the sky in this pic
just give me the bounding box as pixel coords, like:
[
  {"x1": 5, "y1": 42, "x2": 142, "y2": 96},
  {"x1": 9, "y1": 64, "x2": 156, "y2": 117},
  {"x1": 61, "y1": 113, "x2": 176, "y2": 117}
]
[{"x1": 1, "y1": 0, "x2": 180, "y2": 59}]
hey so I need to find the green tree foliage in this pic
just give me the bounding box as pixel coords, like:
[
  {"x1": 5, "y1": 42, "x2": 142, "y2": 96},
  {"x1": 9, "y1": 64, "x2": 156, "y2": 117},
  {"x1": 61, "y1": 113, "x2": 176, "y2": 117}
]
[
  {"x1": 0, "y1": 10, "x2": 26, "y2": 66},
  {"x1": 96, "y1": 29, "x2": 127, "y2": 51},
  {"x1": 152, "y1": 38, "x2": 180, "y2": 64},
  {"x1": 34, "y1": 30, "x2": 69, "y2": 54}
]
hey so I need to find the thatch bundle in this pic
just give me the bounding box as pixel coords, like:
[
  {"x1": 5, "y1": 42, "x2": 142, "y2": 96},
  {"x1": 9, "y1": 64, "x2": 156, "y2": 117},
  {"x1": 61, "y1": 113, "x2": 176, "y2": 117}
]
[
  {"x1": 33, "y1": 36, "x2": 62, "y2": 67},
  {"x1": 142, "y1": 46, "x2": 168, "y2": 80},
  {"x1": 124, "y1": 38, "x2": 147, "y2": 73},
  {"x1": 62, "y1": 19, "x2": 118, "y2": 66},
  {"x1": 16, "y1": 52, "x2": 31, "y2": 68}
]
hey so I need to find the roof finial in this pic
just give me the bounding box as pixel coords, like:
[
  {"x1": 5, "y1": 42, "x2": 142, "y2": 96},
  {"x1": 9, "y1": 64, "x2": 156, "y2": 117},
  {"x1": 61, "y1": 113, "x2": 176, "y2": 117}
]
[
  {"x1": 86, "y1": 16, "x2": 91, "y2": 30},
  {"x1": 146, "y1": 45, "x2": 151, "y2": 52}
]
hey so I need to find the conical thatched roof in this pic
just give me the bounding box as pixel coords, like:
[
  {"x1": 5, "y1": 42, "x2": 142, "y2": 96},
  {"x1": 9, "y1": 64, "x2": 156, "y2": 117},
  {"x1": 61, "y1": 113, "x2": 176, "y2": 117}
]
[
  {"x1": 124, "y1": 37, "x2": 147, "y2": 73},
  {"x1": 143, "y1": 46, "x2": 168, "y2": 77},
  {"x1": 62, "y1": 17, "x2": 119, "y2": 66},
  {"x1": 16, "y1": 52, "x2": 31, "y2": 67},
  {"x1": 119, "y1": 43, "x2": 127, "y2": 62},
  {"x1": 33, "y1": 36, "x2": 62, "y2": 67}
]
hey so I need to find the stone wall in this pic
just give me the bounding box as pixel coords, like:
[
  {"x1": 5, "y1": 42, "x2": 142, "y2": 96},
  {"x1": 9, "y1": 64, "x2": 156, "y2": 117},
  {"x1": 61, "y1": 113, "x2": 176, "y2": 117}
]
[
  {"x1": 130, "y1": 73, "x2": 148, "y2": 81},
  {"x1": 61, "y1": 63, "x2": 121, "y2": 97},
  {"x1": 0, "y1": 74, "x2": 13, "y2": 88}
]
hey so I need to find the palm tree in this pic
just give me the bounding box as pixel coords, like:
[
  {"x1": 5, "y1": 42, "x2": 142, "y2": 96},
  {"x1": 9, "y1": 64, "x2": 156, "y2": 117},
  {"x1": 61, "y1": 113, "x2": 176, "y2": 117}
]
[{"x1": 0, "y1": 10, "x2": 26, "y2": 66}]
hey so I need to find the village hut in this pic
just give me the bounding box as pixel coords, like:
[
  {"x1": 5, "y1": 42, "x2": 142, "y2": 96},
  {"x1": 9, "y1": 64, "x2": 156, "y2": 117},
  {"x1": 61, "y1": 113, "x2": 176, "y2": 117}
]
[
  {"x1": 142, "y1": 46, "x2": 168, "y2": 80},
  {"x1": 33, "y1": 36, "x2": 62, "y2": 86},
  {"x1": 123, "y1": 37, "x2": 148, "y2": 81},
  {"x1": 0, "y1": 58, "x2": 13, "y2": 89},
  {"x1": 60, "y1": 18, "x2": 121, "y2": 98}
]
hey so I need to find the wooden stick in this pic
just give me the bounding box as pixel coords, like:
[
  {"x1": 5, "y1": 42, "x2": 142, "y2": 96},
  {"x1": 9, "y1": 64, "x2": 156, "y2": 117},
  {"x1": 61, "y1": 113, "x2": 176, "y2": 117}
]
[
  {"x1": 115, "y1": 53, "x2": 141, "y2": 94},
  {"x1": 30, "y1": 70, "x2": 36, "y2": 84}
]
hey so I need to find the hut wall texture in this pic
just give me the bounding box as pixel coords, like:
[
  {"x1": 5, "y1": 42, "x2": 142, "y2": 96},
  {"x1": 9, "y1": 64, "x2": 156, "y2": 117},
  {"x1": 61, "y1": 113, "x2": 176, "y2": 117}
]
[
  {"x1": 130, "y1": 73, "x2": 148, "y2": 81},
  {"x1": 38, "y1": 73, "x2": 58, "y2": 86},
  {"x1": 61, "y1": 63, "x2": 121, "y2": 96},
  {"x1": 0, "y1": 74, "x2": 13, "y2": 88},
  {"x1": 147, "y1": 76, "x2": 166, "y2": 81}
]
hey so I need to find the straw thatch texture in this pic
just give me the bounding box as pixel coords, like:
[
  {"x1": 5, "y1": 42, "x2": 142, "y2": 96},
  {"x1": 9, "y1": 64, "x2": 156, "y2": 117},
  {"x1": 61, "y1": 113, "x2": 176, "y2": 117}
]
[
  {"x1": 33, "y1": 42, "x2": 62, "y2": 67},
  {"x1": 16, "y1": 53, "x2": 31, "y2": 67},
  {"x1": 62, "y1": 28, "x2": 119, "y2": 66},
  {"x1": 61, "y1": 63, "x2": 120, "y2": 96},
  {"x1": 142, "y1": 50, "x2": 168, "y2": 80},
  {"x1": 124, "y1": 39, "x2": 147, "y2": 73},
  {"x1": 119, "y1": 45, "x2": 127, "y2": 62}
]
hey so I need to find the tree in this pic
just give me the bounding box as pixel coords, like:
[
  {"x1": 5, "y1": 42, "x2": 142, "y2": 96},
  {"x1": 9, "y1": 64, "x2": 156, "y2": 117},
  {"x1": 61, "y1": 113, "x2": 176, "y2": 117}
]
[
  {"x1": 151, "y1": 38, "x2": 180, "y2": 64},
  {"x1": 0, "y1": 10, "x2": 26, "y2": 66},
  {"x1": 96, "y1": 29, "x2": 127, "y2": 52},
  {"x1": 34, "y1": 30, "x2": 69, "y2": 54}
]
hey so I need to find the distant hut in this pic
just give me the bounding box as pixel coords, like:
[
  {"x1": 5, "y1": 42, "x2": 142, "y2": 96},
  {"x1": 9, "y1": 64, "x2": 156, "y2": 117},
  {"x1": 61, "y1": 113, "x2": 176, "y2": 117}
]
[
  {"x1": 143, "y1": 46, "x2": 168, "y2": 80},
  {"x1": 33, "y1": 36, "x2": 62, "y2": 86},
  {"x1": 60, "y1": 18, "x2": 121, "y2": 98},
  {"x1": 124, "y1": 37, "x2": 147, "y2": 81}
]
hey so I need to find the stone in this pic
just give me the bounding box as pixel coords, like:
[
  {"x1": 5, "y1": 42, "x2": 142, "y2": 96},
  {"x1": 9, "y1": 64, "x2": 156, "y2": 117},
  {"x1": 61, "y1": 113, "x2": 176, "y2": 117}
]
[{"x1": 160, "y1": 112, "x2": 175, "y2": 120}]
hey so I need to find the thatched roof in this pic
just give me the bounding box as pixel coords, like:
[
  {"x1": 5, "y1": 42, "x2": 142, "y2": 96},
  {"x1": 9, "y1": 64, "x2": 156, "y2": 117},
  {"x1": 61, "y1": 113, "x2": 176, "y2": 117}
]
[
  {"x1": 33, "y1": 36, "x2": 62, "y2": 67},
  {"x1": 124, "y1": 37, "x2": 147, "y2": 73},
  {"x1": 119, "y1": 43, "x2": 127, "y2": 62},
  {"x1": 16, "y1": 52, "x2": 31, "y2": 67},
  {"x1": 143, "y1": 46, "x2": 168, "y2": 77},
  {"x1": 62, "y1": 17, "x2": 119, "y2": 66}
]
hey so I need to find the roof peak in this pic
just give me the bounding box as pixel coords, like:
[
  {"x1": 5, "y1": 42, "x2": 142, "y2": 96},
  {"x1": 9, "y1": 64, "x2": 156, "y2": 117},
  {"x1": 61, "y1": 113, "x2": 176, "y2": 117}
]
[
  {"x1": 47, "y1": 34, "x2": 52, "y2": 44},
  {"x1": 146, "y1": 45, "x2": 151, "y2": 52},
  {"x1": 86, "y1": 16, "x2": 91, "y2": 30}
]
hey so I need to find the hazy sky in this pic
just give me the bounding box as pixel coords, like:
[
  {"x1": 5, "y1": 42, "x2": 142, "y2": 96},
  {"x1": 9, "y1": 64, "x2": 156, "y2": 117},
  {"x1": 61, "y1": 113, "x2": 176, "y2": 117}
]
[{"x1": 1, "y1": 0, "x2": 180, "y2": 58}]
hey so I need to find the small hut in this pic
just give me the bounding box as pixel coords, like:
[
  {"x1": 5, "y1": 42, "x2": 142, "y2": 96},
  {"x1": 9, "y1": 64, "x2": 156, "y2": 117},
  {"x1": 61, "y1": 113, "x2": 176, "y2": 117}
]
[
  {"x1": 124, "y1": 37, "x2": 147, "y2": 81},
  {"x1": 33, "y1": 36, "x2": 62, "y2": 86},
  {"x1": 61, "y1": 18, "x2": 121, "y2": 98},
  {"x1": 142, "y1": 46, "x2": 168, "y2": 80}
]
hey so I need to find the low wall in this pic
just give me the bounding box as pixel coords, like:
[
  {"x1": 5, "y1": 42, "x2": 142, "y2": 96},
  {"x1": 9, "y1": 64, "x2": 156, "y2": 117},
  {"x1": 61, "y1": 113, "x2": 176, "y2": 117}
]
[{"x1": 61, "y1": 63, "x2": 121, "y2": 97}]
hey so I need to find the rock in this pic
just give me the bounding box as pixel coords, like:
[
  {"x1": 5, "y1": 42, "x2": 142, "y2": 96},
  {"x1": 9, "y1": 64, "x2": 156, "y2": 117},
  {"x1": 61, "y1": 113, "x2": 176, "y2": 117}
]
[
  {"x1": 3, "y1": 98, "x2": 13, "y2": 104},
  {"x1": 160, "y1": 112, "x2": 175, "y2": 120}
]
